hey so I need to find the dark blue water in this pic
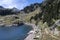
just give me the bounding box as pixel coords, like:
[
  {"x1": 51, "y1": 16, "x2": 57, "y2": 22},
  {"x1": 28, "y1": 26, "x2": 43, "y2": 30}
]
[{"x1": 0, "y1": 25, "x2": 33, "y2": 40}]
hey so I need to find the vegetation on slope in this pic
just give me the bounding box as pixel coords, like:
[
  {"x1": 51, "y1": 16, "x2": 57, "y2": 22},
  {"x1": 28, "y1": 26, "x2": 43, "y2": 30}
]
[{"x1": 30, "y1": 0, "x2": 60, "y2": 26}]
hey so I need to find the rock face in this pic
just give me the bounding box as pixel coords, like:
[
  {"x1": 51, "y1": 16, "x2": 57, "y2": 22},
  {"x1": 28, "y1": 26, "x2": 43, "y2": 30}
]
[{"x1": 11, "y1": 7, "x2": 20, "y2": 14}]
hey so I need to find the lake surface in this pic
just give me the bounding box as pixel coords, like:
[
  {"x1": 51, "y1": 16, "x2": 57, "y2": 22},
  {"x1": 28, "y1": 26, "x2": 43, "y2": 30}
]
[{"x1": 0, "y1": 25, "x2": 33, "y2": 40}]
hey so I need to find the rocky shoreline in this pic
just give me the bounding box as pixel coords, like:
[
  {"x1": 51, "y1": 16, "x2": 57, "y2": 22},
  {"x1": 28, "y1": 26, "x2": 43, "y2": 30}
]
[
  {"x1": 0, "y1": 15, "x2": 25, "y2": 27},
  {"x1": 0, "y1": 21, "x2": 24, "y2": 27}
]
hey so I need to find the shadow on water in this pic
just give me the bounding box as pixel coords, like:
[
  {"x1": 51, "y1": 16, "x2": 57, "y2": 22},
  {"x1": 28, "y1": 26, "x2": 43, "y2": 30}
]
[{"x1": 0, "y1": 25, "x2": 33, "y2": 40}]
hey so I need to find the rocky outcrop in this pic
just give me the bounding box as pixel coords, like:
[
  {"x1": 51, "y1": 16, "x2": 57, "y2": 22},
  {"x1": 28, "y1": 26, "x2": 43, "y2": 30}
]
[{"x1": 50, "y1": 20, "x2": 60, "y2": 30}]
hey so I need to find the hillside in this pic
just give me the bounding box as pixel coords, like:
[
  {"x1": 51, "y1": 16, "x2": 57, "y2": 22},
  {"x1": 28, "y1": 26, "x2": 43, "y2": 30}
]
[
  {"x1": 0, "y1": 0, "x2": 60, "y2": 28},
  {"x1": 0, "y1": 0, "x2": 60, "y2": 40},
  {"x1": 0, "y1": 0, "x2": 60, "y2": 27}
]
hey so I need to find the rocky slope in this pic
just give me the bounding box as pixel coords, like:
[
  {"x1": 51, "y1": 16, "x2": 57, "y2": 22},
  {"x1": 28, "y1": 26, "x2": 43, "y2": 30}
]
[
  {"x1": 0, "y1": 0, "x2": 60, "y2": 29},
  {"x1": 30, "y1": 0, "x2": 60, "y2": 26}
]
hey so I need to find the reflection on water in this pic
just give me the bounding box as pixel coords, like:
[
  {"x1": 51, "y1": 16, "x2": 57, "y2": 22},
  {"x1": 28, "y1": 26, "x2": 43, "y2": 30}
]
[{"x1": 0, "y1": 25, "x2": 33, "y2": 40}]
